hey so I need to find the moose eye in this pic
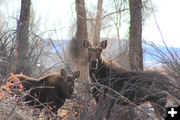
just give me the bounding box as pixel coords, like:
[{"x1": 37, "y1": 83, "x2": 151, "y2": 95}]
[{"x1": 67, "y1": 78, "x2": 72, "y2": 82}]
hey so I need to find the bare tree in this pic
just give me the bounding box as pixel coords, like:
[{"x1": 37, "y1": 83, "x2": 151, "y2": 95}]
[
  {"x1": 68, "y1": 0, "x2": 89, "y2": 100},
  {"x1": 128, "y1": 0, "x2": 143, "y2": 71},
  {"x1": 93, "y1": 0, "x2": 103, "y2": 45},
  {"x1": 112, "y1": 0, "x2": 129, "y2": 51},
  {"x1": 113, "y1": 0, "x2": 122, "y2": 50},
  {"x1": 69, "y1": 0, "x2": 88, "y2": 65},
  {"x1": 75, "y1": 0, "x2": 88, "y2": 45},
  {"x1": 15, "y1": 0, "x2": 31, "y2": 75}
]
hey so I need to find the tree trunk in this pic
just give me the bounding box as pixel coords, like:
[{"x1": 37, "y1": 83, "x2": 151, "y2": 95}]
[
  {"x1": 128, "y1": 0, "x2": 143, "y2": 71},
  {"x1": 93, "y1": 0, "x2": 103, "y2": 45},
  {"x1": 69, "y1": 0, "x2": 90, "y2": 103},
  {"x1": 69, "y1": 0, "x2": 88, "y2": 64},
  {"x1": 76, "y1": 0, "x2": 88, "y2": 44},
  {"x1": 15, "y1": 0, "x2": 31, "y2": 74}
]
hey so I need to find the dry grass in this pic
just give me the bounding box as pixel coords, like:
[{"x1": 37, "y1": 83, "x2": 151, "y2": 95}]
[{"x1": 1, "y1": 66, "x2": 180, "y2": 120}]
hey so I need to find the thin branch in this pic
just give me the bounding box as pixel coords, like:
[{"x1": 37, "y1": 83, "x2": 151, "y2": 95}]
[{"x1": 87, "y1": 8, "x2": 129, "y2": 21}]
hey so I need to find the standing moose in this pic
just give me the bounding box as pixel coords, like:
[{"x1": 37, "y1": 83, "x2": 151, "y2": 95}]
[
  {"x1": 83, "y1": 40, "x2": 180, "y2": 119},
  {"x1": 8, "y1": 69, "x2": 80, "y2": 114}
]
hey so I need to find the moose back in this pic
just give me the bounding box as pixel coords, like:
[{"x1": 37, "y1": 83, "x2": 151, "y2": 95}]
[{"x1": 8, "y1": 69, "x2": 80, "y2": 114}]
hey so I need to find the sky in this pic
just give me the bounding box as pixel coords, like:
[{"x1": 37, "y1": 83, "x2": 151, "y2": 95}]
[
  {"x1": 1, "y1": 0, "x2": 180, "y2": 47},
  {"x1": 143, "y1": 0, "x2": 180, "y2": 47}
]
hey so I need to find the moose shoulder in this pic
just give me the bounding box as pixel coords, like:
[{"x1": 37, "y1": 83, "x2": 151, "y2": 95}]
[
  {"x1": 83, "y1": 40, "x2": 180, "y2": 119},
  {"x1": 9, "y1": 69, "x2": 80, "y2": 114},
  {"x1": 83, "y1": 40, "x2": 126, "y2": 101}
]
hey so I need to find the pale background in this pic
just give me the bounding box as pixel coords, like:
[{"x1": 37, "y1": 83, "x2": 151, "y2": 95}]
[{"x1": 0, "y1": 0, "x2": 180, "y2": 47}]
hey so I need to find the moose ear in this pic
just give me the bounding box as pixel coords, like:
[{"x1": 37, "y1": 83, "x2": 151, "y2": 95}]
[
  {"x1": 73, "y1": 71, "x2": 80, "y2": 79},
  {"x1": 83, "y1": 40, "x2": 92, "y2": 48},
  {"x1": 61, "y1": 69, "x2": 67, "y2": 78},
  {"x1": 99, "y1": 40, "x2": 107, "y2": 49}
]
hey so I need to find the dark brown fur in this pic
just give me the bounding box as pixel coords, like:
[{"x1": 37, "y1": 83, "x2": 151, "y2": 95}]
[
  {"x1": 9, "y1": 69, "x2": 80, "y2": 114},
  {"x1": 83, "y1": 40, "x2": 180, "y2": 119}
]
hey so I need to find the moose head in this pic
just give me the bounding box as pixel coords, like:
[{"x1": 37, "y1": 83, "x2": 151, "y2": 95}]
[
  {"x1": 61, "y1": 69, "x2": 80, "y2": 98},
  {"x1": 83, "y1": 40, "x2": 107, "y2": 70}
]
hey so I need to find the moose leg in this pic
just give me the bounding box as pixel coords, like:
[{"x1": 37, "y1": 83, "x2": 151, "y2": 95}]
[
  {"x1": 150, "y1": 98, "x2": 166, "y2": 119},
  {"x1": 150, "y1": 101, "x2": 162, "y2": 118},
  {"x1": 148, "y1": 92, "x2": 167, "y2": 119}
]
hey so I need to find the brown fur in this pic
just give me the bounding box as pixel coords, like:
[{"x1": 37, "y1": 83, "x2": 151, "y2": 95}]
[
  {"x1": 83, "y1": 40, "x2": 180, "y2": 119},
  {"x1": 8, "y1": 69, "x2": 80, "y2": 114}
]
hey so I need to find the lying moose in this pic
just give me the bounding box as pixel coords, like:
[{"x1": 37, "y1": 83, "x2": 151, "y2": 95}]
[
  {"x1": 8, "y1": 69, "x2": 80, "y2": 114},
  {"x1": 83, "y1": 40, "x2": 180, "y2": 119}
]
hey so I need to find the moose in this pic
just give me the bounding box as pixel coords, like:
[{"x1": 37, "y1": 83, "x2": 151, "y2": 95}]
[
  {"x1": 8, "y1": 69, "x2": 80, "y2": 114},
  {"x1": 83, "y1": 40, "x2": 180, "y2": 119}
]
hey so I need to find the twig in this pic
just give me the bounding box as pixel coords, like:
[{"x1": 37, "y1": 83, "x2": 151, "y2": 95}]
[{"x1": 49, "y1": 38, "x2": 73, "y2": 73}]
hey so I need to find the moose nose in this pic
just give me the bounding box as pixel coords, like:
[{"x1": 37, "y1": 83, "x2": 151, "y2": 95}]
[{"x1": 91, "y1": 60, "x2": 97, "y2": 68}]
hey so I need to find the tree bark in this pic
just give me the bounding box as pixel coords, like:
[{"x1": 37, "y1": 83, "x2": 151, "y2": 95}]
[
  {"x1": 129, "y1": 0, "x2": 143, "y2": 71},
  {"x1": 15, "y1": 0, "x2": 31, "y2": 74},
  {"x1": 69, "y1": 0, "x2": 90, "y2": 100},
  {"x1": 69, "y1": 0, "x2": 88, "y2": 64},
  {"x1": 93, "y1": 0, "x2": 103, "y2": 46},
  {"x1": 76, "y1": 0, "x2": 88, "y2": 44}
]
